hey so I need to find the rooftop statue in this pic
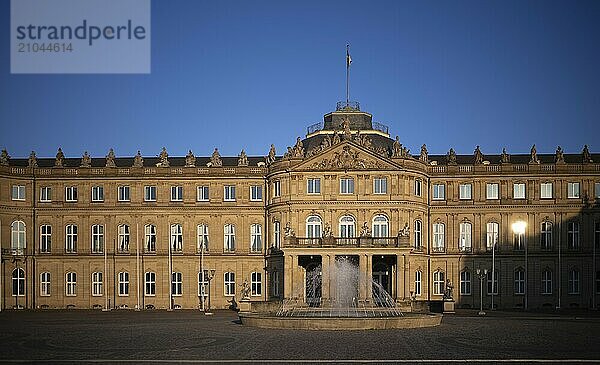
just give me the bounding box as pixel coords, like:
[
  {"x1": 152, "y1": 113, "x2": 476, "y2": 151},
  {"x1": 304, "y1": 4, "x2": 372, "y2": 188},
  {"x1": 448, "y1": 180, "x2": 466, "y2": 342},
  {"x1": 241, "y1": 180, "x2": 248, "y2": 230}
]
[
  {"x1": 529, "y1": 144, "x2": 539, "y2": 164},
  {"x1": 447, "y1": 148, "x2": 457, "y2": 165},
  {"x1": 474, "y1": 146, "x2": 484, "y2": 165},
  {"x1": 55, "y1": 148, "x2": 65, "y2": 167},
  {"x1": 133, "y1": 150, "x2": 144, "y2": 168},
  {"x1": 501, "y1": 148, "x2": 510, "y2": 164},
  {"x1": 555, "y1": 146, "x2": 565, "y2": 164},
  {"x1": 0, "y1": 149, "x2": 10, "y2": 166},
  {"x1": 420, "y1": 144, "x2": 428, "y2": 163},
  {"x1": 583, "y1": 144, "x2": 593, "y2": 163},
  {"x1": 80, "y1": 151, "x2": 91, "y2": 168},
  {"x1": 238, "y1": 149, "x2": 248, "y2": 166},
  {"x1": 158, "y1": 147, "x2": 169, "y2": 167},
  {"x1": 28, "y1": 151, "x2": 38, "y2": 168},
  {"x1": 266, "y1": 144, "x2": 276, "y2": 165},
  {"x1": 185, "y1": 150, "x2": 196, "y2": 167},
  {"x1": 105, "y1": 148, "x2": 116, "y2": 168},
  {"x1": 210, "y1": 148, "x2": 222, "y2": 167}
]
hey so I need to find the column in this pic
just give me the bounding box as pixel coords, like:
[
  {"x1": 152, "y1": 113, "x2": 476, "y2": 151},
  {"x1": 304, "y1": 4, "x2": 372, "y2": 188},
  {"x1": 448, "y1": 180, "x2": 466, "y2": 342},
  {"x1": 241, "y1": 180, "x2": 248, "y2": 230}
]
[
  {"x1": 395, "y1": 254, "x2": 403, "y2": 301},
  {"x1": 359, "y1": 254, "x2": 367, "y2": 301},
  {"x1": 321, "y1": 254, "x2": 330, "y2": 303},
  {"x1": 283, "y1": 254, "x2": 293, "y2": 300},
  {"x1": 365, "y1": 254, "x2": 372, "y2": 303}
]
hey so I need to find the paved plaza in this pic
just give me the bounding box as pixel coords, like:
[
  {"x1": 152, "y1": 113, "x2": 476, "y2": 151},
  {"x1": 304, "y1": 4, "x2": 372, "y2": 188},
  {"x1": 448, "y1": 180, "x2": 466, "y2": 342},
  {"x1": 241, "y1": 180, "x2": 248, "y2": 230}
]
[{"x1": 0, "y1": 309, "x2": 599, "y2": 364}]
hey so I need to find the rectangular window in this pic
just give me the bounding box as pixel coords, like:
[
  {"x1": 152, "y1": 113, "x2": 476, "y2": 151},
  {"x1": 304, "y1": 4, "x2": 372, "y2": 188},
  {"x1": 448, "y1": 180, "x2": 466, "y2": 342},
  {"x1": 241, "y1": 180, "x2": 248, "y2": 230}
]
[
  {"x1": 197, "y1": 186, "x2": 209, "y2": 201},
  {"x1": 486, "y1": 183, "x2": 499, "y2": 200},
  {"x1": 118, "y1": 272, "x2": 129, "y2": 296},
  {"x1": 596, "y1": 183, "x2": 600, "y2": 199},
  {"x1": 251, "y1": 272, "x2": 262, "y2": 296},
  {"x1": 171, "y1": 186, "x2": 183, "y2": 202},
  {"x1": 172, "y1": 272, "x2": 183, "y2": 296},
  {"x1": 91, "y1": 224, "x2": 104, "y2": 253},
  {"x1": 567, "y1": 182, "x2": 580, "y2": 199},
  {"x1": 540, "y1": 182, "x2": 553, "y2": 199},
  {"x1": 414, "y1": 271, "x2": 422, "y2": 296},
  {"x1": 91, "y1": 186, "x2": 104, "y2": 202},
  {"x1": 340, "y1": 178, "x2": 355, "y2": 194},
  {"x1": 197, "y1": 224, "x2": 209, "y2": 252},
  {"x1": 145, "y1": 272, "x2": 156, "y2": 296},
  {"x1": 567, "y1": 222, "x2": 579, "y2": 249},
  {"x1": 433, "y1": 271, "x2": 445, "y2": 295},
  {"x1": 541, "y1": 222, "x2": 552, "y2": 250},
  {"x1": 66, "y1": 224, "x2": 78, "y2": 253},
  {"x1": 373, "y1": 178, "x2": 387, "y2": 194},
  {"x1": 40, "y1": 224, "x2": 52, "y2": 253},
  {"x1": 224, "y1": 185, "x2": 236, "y2": 201},
  {"x1": 118, "y1": 186, "x2": 130, "y2": 202},
  {"x1": 118, "y1": 225, "x2": 130, "y2": 252},
  {"x1": 170, "y1": 224, "x2": 183, "y2": 252},
  {"x1": 274, "y1": 221, "x2": 281, "y2": 249},
  {"x1": 199, "y1": 271, "x2": 209, "y2": 298},
  {"x1": 568, "y1": 270, "x2": 580, "y2": 294},
  {"x1": 11, "y1": 185, "x2": 25, "y2": 201},
  {"x1": 460, "y1": 271, "x2": 471, "y2": 295},
  {"x1": 487, "y1": 270, "x2": 498, "y2": 295},
  {"x1": 272, "y1": 271, "x2": 280, "y2": 297},
  {"x1": 224, "y1": 224, "x2": 236, "y2": 252},
  {"x1": 514, "y1": 270, "x2": 525, "y2": 295},
  {"x1": 513, "y1": 183, "x2": 526, "y2": 199},
  {"x1": 459, "y1": 184, "x2": 472, "y2": 200},
  {"x1": 40, "y1": 272, "x2": 51, "y2": 296},
  {"x1": 91, "y1": 272, "x2": 103, "y2": 296},
  {"x1": 250, "y1": 185, "x2": 263, "y2": 201},
  {"x1": 250, "y1": 224, "x2": 262, "y2": 253},
  {"x1": 513, "y1": 231, "x2": 525, "y2": 251},
  {"x1": 542, "y1": 270, "x2": 552, "y2": 294},
  {"x1": 224, "y1": 272, "x2": 235, "y2": 296},
  {"x1": 273, "y1": 180, "x2": 281, "y2": 198},
  {"x1": 40, "y1": 186, "x2": 52, "y2": 202},
  {"x1": 307, "y1": 178, "x2": 321, "y2": 194},
  {"x1": 65, "y1": 186, "x2": 78, "y2": 202},
  {"x1": 486, "y1": 222, "x2": 499, "y2": 251},
  {"x1": 145, "y1": 224, "x2": 156, "y2": 253},
  {"x1": 432, "y1": 223, "x2": 445, "y2": 252},
  {"x1": 66, "y1": 272, "x2": 77, "y2": 296},
  {"x1": 415, "y1": 179, "x2": 422, "y2": 197},
  {"x1": 432, "y1": 184, "x2": 445, "y2": 200},
  {"x1": 459, "y1": 222, "x2": 472, "y2": 252},
  {"x1": 144, "y1": 186, "x2": 156, "y2": 202}
]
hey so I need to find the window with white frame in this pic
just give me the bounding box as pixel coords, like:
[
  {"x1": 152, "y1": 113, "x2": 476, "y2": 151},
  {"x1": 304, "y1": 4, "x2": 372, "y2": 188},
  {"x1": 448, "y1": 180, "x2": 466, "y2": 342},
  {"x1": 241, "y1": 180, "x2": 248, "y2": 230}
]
[
  {"x1": 486, "y1": 183, "x2": 499, "y2": 200},
  {"x1": 433, "y1": 271, "x2": 445, "y2": 295},
  {"x1": 513, "y1": 228, "x2": 526, "y2": 250},
  {"x1": 170, "y1": 224, "x2": 183, "y2": 252},
  {"x1": 224, "y1": 224, "x2": 235, "y2": 252},
  {"x1": 12, "y1": 268, "x2": 25, "y2": 296},
  {"x1": 567, "y1": 221, "x2": 579, "y2": 249},
  {"x1": 250, "y1": 224, "x2": 262, "y2": 253},
  {"x1": 373, "y1": 177, "x2": 387, "y2": 194},
  {"x1": 372, "y1": 215, "x2": 389, "y2": 238},
  {"x1": 541, "y1": 221, "x2": 552, "y2": 250},
  {"x1": 432, "y1": 184, "x2": 445, "y2": 200},
  {"x1": 172, "y1": 272, "x2": 183, "y2": 296},
  {"x1": 11, "y1": 220, "x2": 26, "y2": 250},
  {"x1": 40, "y1": 272, "x2": 51, "y2": 296},
  {"x1": 66, "y1": 272, "x2": 77, "y2": 296},
  {"x1": 514, "y1": 269, "x2": 525, "y2": 295},
  {"x1": 118, "y1": 185, "x2": 130, "y2": 202},
  {"x1": 91, "y1": 272, "x2": 103, "y2": 296},
  {"x1": 459, "y1": 184, "x2": 472, "y2": 200},
  {"x1": 12, "y1": 185, "x2": 25, "y2": 201},
  {"x1": 91, "y1": 186, "x2": 104, "y2": 202},
  {"x1": 171, "y1": 186, "x2": 183, "y2": 202},
  {"x1": 460, "y1": 271, "x2": 471, "y2": 295},
  {"x1": 65, "y1": 186, "x2": 78, "y2": 202},
  {"x1": 251, "y1": 272, "x2": 262, "y2": 296},
  {"x1": 144, "y1": 186, "x2": 156, "y2": 202},
  {"x1": 459, "y1": 222, "x2": 472, "y2": 252},
  {"x1": 414, "y1": 220, "x2": 422, "y2": 249},
  {"x1": 414, "y1": 271, "x2": 422, "y2": 296},
  {"x1": 272, "y1": 271, "x2": 280, "y2": 297},
  {"x1": 568, "y1": 269, "x2": 580, "y2": 294},
  {"x1": 513, "y1": 183, "x2": 526, "y2": 199},
  {"x1": 224, "y1": 185, "x2": 236, "y2": 201},
  {"x1": 340, "y1": 178, "x2": 355, "y2": 194},
  {"x1": 415, "y1": 179, "x2": 422, "y2": 197},
  {"x1": 596, "y1": 183, "x2": 600, "y2": 199},
  {"x1": 197, "y1": 224, "x2": 209, "y2": 252},
  {"x1": 486, "y1": 270, "x2": 498, "y2": 295},
  {"x1": 486, "y1": 222, "x2": 499, "y2": 251},
  {"x1": 66, "y1": 224, "x2": 77, "y2": 253},
  {"x1": 433, "y1": 223, "x2": 445, "y2": 252},
  {"x1": 118, "y1": 224, "x2": 130, "y2": 252},
  {"x1": 40, "y1": 186, "x2": 52, "y2": 202},
  {"x1": 40, "y1": 224, "x2": 51, "y2": 253},
  {"x1": 91, "y1": 224, "x2": 104, "y2": 253},
  {"x1": 307, "y1": 178, "x2": 321, "y2": 194},
  {"x1": 273, "y1": 180, "x2": 281, "y2": 198},
  {"x1": 250, "y1": 185, "x2": 263, "y2": 201},
  {"x1": 306, "y1": 216, "x2": 322, "y2": 238},
  {"x1": 118, "y1": 271, "x2": 129, "y2": 296},
  {"x1": 339, "y1": 215, "x2": 356, "y2": 238},
  {"x1": 145, "y1": 224, "x2": 156, "y2": 252},
  {"x1": 198, "y1": 271, "x2": 208, "y2": 297},
  {"x1": 541, "y1": 269, "x2": 552, "y2": 294},
  {"x1": 567, "y1": 182, "x2": 580, "y2": 199},
  {"x1": 273, "y1": 221, "x2": 281, "y2": 249},
  {"x1": 197, "y1": 185, "x2": 209, "y2": 201},
  {"x1": 540, "y1": 182, "x2": 553, "y2": 199},
  {"x1": 145, "y1": 272, "x2": 156, "y2": 296},
  {"x1": 224, "y1": 272, "x2": 235, "y2": 296}
]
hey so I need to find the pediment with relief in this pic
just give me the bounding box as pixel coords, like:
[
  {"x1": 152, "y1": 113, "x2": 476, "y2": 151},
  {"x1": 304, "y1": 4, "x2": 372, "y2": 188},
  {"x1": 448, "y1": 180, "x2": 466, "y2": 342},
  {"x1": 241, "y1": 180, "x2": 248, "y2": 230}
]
[{"x1": 295, "y1": 142, "x2": 399, "y2": 171}]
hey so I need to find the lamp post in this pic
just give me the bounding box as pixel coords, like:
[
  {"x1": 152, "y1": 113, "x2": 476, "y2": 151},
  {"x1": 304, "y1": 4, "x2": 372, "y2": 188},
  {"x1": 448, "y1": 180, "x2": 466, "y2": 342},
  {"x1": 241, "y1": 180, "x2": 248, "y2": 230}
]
[
  {"x1": 512, "y1": 221, "x2": 527, "y2": 310},
  {"x1": 476, "y1": 268, "x2": 487, "y2": 316},
  {"x1": 205, "y1": 269, "x2": 216, "y2": 316}
]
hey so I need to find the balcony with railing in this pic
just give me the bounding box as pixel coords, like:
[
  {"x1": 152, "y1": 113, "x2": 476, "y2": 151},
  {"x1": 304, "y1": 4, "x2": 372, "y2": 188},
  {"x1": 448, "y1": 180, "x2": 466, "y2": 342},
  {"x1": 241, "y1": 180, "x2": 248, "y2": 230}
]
[
  {"x1": 1, "y1": 248, "x2": 25, "y2": 256},
  {"x1": 286, "y1": 236, "x2": 407, "y2": 248}
]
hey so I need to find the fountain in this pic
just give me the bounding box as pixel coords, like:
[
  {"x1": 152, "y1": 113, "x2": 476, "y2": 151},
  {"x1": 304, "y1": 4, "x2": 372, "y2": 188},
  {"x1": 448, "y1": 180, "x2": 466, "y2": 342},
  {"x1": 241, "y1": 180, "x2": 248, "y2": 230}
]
[{"x1": 239, "y1": 256, "x2": 441, "y2": 330}]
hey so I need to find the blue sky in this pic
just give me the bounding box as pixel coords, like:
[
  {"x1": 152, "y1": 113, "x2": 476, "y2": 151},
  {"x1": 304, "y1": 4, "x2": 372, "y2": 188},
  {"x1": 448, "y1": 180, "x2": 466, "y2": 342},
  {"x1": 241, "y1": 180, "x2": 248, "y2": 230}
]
[{"x1": 1, "y1": 0, "x2": 599, "y2": 158}]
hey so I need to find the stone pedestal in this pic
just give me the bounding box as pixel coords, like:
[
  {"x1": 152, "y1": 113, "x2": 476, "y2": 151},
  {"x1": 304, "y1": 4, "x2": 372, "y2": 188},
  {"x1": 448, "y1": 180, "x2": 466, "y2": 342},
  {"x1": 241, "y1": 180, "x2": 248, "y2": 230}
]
[
  {"x1": 239, "y1": 299, "x2": 251, "y2": 313},
  {"x1": 443, "y1": 300, "x2": 455, "y2": 314}
]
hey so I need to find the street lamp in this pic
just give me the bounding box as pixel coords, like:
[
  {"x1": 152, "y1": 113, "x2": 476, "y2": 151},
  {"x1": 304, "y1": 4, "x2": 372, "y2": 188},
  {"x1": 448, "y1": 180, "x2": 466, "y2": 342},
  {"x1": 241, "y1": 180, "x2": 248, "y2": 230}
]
[
  {"x1": 512, "y1": 221, "x2": 527, "y2": 310},
  {"x1": 476, "y1": 268, "x2": 488, "y2": 316},
  {"x1": 204, "y1": 269, "x2": 216, "y2": 316}
]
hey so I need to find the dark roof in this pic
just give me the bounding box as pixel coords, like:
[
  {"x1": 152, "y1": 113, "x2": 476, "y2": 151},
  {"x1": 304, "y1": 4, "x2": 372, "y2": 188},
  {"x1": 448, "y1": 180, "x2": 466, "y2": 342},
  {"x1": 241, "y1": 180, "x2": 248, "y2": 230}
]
[{"x1": 428, "y1": 153, "x2": 599, "y2": 165}]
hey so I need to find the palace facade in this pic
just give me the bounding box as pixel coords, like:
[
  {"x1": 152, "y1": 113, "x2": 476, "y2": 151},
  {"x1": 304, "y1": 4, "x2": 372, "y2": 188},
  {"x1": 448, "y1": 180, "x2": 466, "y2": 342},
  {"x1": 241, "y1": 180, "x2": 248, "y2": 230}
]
[{"x1": 1, "y1": 102, "x2": 599, "y2": 311}]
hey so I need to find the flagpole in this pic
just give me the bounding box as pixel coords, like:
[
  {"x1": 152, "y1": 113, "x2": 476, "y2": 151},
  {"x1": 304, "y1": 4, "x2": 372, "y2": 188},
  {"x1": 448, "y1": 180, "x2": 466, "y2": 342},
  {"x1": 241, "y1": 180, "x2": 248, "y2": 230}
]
[{"x1": 346, "y1": 44, "x2": 350, "y2": 107}]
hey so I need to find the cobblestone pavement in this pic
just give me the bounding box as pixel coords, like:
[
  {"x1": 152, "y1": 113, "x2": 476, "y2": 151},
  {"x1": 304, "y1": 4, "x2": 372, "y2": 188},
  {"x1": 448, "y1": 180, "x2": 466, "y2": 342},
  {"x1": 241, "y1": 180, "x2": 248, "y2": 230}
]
[{"x1": 0, "y1": 309, "x2": 599, "y2": 364}]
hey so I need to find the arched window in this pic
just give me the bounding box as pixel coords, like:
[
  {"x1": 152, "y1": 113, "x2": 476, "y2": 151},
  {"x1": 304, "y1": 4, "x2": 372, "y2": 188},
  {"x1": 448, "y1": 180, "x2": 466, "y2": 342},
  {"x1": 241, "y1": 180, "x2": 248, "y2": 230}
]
[
  {"x1": 12, "y1": 268, "x2": 25, "y2": 296},
  {"x1": 433, "y1": 270, "x2": 445, "y2": 295},
  {"x1": 414, "y1": 270, "x2": 422, "y2": 296},
  {"x1": 91, "y1": 272, "x2": 103, "y2": 296},
  {"x1": 306, "y1": 216, "x2": 322, "y2": 238},
  {"x1": 568, "y1": 269, "x2": 580, "y2": 294},
  {"x1": 40, "y1": 272, "x2": 51, "y2": 296},
  {"x1": 339, "y1": 215, "x2": 356, "y2": 238},
  {"x1": 118, "y1": 224, "x2": 130, "y2": 252},
  {"x1": 541, "y1": 221, "x2": 552, "y2": 250},
  {"x1": 66, "y1": 272, "x2": 77, "y2": 296},
  {"x1": 541, "y1": 269, "x2": 552, "y2": 294},
  {"x1": 432, "y1": 223, "x2": 445, "y2": 252},
  {"x1": 514, "y1": 269, "x2": 525, "y2": 295},
  {"x1": 65, "y1": 224, "x2": 77, "y2": 253},
  {"x1": 197, "y1": 224, "x2": 209, "y2": 252},
  {"x1": 460, "y1": 271, "x2": 471, "y2": 295},
  {"x1": 250, "y1": 224, "x2": 262, "y2": 252},
  {"x1": 459, "y1": 221, "x2": 472, "y2": 252},
  {"x1": 11, "y1": 221, "x2": 26, "y2": 250},
  {"x1": 40, "y1": 224, "x2": 52, "y2": 253},
  {"x1": 372, "y1": 215, "x2": 389, "y2": 238},
  {"x1": 91, "y1": 224, "x2": 104, "y2": 253},
  {"x1": 144, "y1": 224, "x2": 156, "y2": 253},
  {"x1": 414, "y1": 220, "x2": 422, "y2": 249},
  {"x1": 224, "y1": 224, "x2": 235, "y2": 252},
  {"x1": 170, "y1": 224, "x2": 183, "y2": 252},
  {"x1": 486, "y1": 222, "x2": 499, "y2": 251}
]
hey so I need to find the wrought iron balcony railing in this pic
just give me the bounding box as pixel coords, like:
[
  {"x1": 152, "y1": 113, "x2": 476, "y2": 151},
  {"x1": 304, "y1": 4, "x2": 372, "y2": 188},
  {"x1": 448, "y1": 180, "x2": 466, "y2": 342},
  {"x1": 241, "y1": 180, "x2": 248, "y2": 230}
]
[
  {"x1": 287, "y1": 236, "x2": 406, "y2": 248},
  {"x1": 1, "y1": 248, "x2": 25, "y2": 256}
]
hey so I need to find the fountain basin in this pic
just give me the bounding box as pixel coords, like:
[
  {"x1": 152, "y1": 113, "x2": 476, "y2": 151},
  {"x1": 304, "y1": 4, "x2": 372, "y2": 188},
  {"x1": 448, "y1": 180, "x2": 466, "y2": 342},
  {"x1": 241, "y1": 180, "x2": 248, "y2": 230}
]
[{"x1": 238, "y1": 312, "x2": 442, "y2": 330}]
